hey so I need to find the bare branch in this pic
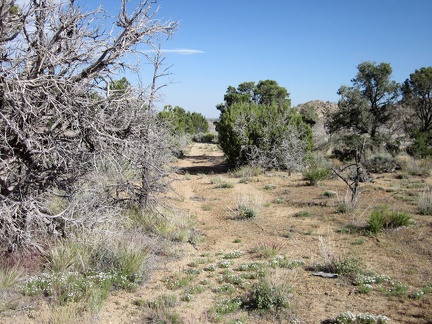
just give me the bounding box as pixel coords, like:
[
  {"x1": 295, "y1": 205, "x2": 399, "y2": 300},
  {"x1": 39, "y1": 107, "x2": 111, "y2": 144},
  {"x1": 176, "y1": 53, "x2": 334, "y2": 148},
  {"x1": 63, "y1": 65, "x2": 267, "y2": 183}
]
[{"x1": 0, "y1": 0, "x2": 178, "y2": 252}]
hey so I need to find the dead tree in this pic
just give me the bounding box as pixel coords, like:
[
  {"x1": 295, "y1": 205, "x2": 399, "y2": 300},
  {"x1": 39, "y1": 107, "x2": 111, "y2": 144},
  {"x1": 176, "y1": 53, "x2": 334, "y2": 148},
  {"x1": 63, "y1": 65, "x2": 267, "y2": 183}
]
[
  {"x1": 0, "y1": 0, "x2": 177, "y2": 252},
  {"x1": 331, "y1": 138, "x2": 367, "y2": 204}
]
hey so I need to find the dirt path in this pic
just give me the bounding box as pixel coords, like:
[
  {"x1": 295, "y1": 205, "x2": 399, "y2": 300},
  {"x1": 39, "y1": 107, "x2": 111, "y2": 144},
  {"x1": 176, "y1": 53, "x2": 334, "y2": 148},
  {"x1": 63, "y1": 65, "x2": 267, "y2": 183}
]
[{"x1": 98, "y1": 142, "x2": 432, "y2": 323}]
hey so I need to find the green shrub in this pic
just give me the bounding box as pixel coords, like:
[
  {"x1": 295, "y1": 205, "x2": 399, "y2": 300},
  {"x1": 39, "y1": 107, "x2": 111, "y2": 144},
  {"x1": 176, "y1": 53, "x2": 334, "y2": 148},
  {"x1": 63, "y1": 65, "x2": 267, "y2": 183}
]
[
  {"x1": 332, "y1": 257, "x2": 363, "y2": 276},
  {"x1": 230, "y1": 195, "x2": 262, "y2": 220},
  {"x1": 237, "y1": 205, "x2": 257, "y2": 219},
  {"x1": 389, "y1": 211, "x2": 412, "y2": 228},
  {"x1": 357, "y1": 284, "x2": 373, "y2": 294},
  {"x1": 407, "y1": 130, "x2": 432, "y2": 158},
  {"x1": 303, "y1": 167, "x2": 330, "y2": 185},
  {"x1": 248, "y1": 279, "x2": 292, "y2": 313},
  {"x1": 368, "y1": 206, "x2": 412, "y2": 234},
  {"x1": 216, "y1": 101, "x2": 312, "y2": 169},
  {"x1": 368, "y1": 207, "x2": 388, "y2": 234},
  {"x1": 253, "y1": 241, "x2": 285, "y2": 258},
  {"x1": 117, "y1": 245, "x2": 151, "y2": 284},
  {"x1": 273, "y1": 197, "x2": 285, "y2": 204},
  {"x1": 323, "y1": 190, "x2": 337, "y2": 197},
  {"x1": 158, "y1": 105, "x2": 208, "y2": 135},
  {"x1": 303, "y1": 153, "x2": 331, "y2": 186},
  {"x1": 386, "y1": 282, "x2": 409, "y2": 298}
]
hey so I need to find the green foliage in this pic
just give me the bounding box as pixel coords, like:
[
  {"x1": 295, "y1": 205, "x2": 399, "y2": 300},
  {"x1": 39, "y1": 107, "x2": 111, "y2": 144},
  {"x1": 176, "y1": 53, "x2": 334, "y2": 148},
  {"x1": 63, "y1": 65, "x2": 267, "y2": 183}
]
[
  {"x1": 45, "y1": 240, "x2": 91, "y2": 273},
  {"x1": 368, "y1": 207, "x2": 388, "y2": 234},
  {"x1": 407, "y1": 130, "x2": 432, "y2": 157},
  {"x1": 248, "y1": 279, "x2": 292, "y2": 313},
  {"x1": 386, "y1": 282, "x2": 409, "y2": 298},
  {"x1": 214, "y1": 181, "x2": 235, "y2": 189},
  {"x1": 237, "y1": 205, "x2": 257, "y2": 219},
  {"x1": 331, "y1": 134, "x2": 364, "y2": 161},
  {"x1": 323, "y1": 190, "x2": 337, "y2": 198},
  {"x1": 158, "y1": 105, "x2": 208, "y2": 135},
  {"x1": 303, "y1": 153, "x2": 331, "y2": 185},
  {"x1": 30, "y1": 233, "x2": 153, "y2": 307},
  {"x1": 357, "y1": 284, "x2": 373, "y2": 294},
  {"x1": 109, "y1": 77, "x2": 131, "y2": 97},
  {"x1": 314, "y1": 255, "x2": 363, "y2": 277},
  {"x1": 327, "y1": 62, "x2": 400, "y2": 160},
  {"x1": 216, "y1": 80, "x2": 312, "y2": 169},
  {"x1": 253, "y1": 241, "x2": 285, "y2": 258},
  {"x1": 402, "y1": 66, "x2": 432, "y2": 156},
  {"x1": 230, "y1": 195, "x2": 262, "y2": 220},
  {"x1": 216, "y1": 101, "x2": 312, "y2": 168},
  {"x1": 216, "y1": 80, "x2": 290, "y2": 113},
  {"x1": 368, "y1": 206, "x2": 412, "y2": 234},
  {"x1": 327, "y1": 61, "x2": 399, "y2": 142},
  {"x1": 331, "y1": 257, "x2": 363, "y2": 276}
]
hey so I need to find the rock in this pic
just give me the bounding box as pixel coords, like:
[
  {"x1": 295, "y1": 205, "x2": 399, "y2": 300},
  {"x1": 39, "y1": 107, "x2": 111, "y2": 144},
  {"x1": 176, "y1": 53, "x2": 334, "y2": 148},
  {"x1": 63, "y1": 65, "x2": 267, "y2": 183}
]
[{"x1": 312, "y1": 271, "x2": 338, "y2": 278}]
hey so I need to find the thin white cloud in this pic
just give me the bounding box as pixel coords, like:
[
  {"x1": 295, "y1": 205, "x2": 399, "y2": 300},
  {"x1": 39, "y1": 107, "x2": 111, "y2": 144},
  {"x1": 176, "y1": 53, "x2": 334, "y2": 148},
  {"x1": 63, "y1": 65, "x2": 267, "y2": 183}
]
[
  {"x1": 145, "y1": 49, "x2": 204, "y2": 55},
  {"x1": 163, "y1": 49, "x2": 204, "y2": 55}
]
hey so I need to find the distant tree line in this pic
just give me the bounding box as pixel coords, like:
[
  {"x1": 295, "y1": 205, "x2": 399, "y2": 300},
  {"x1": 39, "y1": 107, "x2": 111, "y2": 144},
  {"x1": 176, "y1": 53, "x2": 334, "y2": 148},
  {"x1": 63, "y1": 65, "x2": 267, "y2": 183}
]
[
  {"x1": 215, "y1": 63, "x2": 432, "y2": 173},
  {"x1": 158, "y1": 105, "x2": 208, "y2": 135}
]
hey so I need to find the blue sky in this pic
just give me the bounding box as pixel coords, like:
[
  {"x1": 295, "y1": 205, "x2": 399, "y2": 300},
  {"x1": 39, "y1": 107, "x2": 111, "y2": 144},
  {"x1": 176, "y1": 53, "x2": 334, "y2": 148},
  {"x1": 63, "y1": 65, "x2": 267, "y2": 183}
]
[{"x1": 103, "y1": 0, "x2": 432, "y2": 117}]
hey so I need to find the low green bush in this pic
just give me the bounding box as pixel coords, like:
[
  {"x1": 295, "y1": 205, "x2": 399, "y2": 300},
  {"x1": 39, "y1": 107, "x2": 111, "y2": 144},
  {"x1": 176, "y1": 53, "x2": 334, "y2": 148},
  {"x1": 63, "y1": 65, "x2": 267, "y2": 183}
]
[
  {"x1": 247, "y1": 279, "x2": 292, "y2": 313},
  {"x1": 368, "y1": 206, "x2": 412, "y2": 234},
  {"x1": 230, "y1": 195, "x2": 262, "y2": 220},
  {"x1": 302, "y1": 153, "x2": 331, "y2": 186}
]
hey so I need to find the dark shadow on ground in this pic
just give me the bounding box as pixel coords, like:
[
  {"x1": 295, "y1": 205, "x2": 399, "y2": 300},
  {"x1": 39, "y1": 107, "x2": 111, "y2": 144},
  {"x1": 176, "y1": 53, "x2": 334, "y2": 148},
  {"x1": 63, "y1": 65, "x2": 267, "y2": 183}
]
[{"x1": 177, "y1": 155, "x2": 231, "y2": 175}]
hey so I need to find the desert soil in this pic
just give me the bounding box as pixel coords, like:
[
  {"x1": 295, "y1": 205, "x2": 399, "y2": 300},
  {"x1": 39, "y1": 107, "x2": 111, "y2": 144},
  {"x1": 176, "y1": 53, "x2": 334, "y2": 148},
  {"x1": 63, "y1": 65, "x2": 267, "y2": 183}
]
[
  {"x1": 97, "y1": 143, "x2": 432, "y2": 323},
  {"x1": 3, "y1": 143, "x2": 432, "y2": 323}
]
